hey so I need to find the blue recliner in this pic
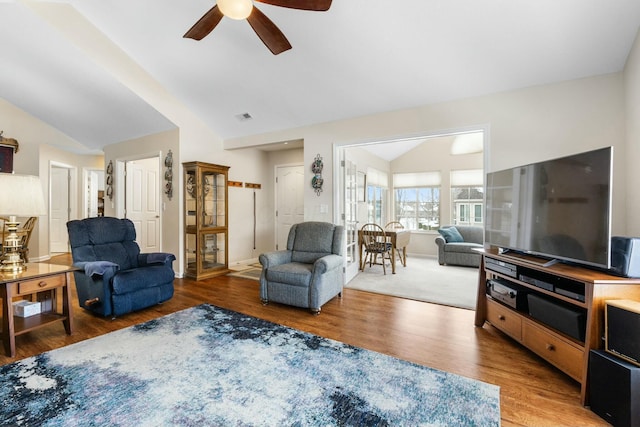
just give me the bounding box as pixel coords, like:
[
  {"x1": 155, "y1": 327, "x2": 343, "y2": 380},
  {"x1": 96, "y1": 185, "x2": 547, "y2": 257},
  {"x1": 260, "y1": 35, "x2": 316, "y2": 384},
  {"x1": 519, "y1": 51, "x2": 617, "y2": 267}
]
[
  {"x1": 66, "y1": 217, "x2": 175, "y2": 317},
  {"x1": 259, "y1": 221, "x2": 344, "y2": 314}
]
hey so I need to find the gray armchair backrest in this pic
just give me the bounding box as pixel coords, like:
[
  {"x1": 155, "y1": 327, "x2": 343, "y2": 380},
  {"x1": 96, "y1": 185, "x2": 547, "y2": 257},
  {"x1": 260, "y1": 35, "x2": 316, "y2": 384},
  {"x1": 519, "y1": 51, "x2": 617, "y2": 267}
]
[
  {"x1": 67, "y1": 217, "x2": 141, "y2": 270},
  {"x1": 441, "y1": 225, "x2": 483, "y2": 245},
  {"x1": 287, "y1": 222, "x2": 344, "y2": 264},
  {"x1": 456, "y1": 225, "x2": 483, "y2": 244}
]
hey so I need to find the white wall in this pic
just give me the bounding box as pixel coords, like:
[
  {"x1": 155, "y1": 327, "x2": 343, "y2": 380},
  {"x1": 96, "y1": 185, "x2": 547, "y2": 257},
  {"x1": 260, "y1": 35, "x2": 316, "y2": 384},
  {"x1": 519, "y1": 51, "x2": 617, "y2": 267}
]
[
  {"x1": 103, "y1": 129, "x2": 180, "y2": 267},
  {"x1": 0, "y1": 98, "x2": 104, "y2": 261},
  {"x1": 256, "y1": 148, "x2": 305, "y2": 254},
  {"x1": 103, "y1": 130, "x2": 288, "y2": 272},
  {"x1": 226, "y1": 73, "x2": 628, "y2": 238},
  {"x1": 37, "y1": 144, "x2": 103, "y2": 260},
  {"x1": 625, "y1": 29, "x2": 640, "y2": 236},
  {"x1": 4, "y1": 33, "x2": 638, "y2": 268}
]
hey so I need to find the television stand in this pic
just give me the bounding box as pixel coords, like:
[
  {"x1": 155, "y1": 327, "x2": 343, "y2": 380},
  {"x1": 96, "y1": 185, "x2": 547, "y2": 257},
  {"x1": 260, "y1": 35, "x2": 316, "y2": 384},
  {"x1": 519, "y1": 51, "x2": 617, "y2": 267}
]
[{"x1": 476, "y1": 248, "x2": 640, "y2": 406}]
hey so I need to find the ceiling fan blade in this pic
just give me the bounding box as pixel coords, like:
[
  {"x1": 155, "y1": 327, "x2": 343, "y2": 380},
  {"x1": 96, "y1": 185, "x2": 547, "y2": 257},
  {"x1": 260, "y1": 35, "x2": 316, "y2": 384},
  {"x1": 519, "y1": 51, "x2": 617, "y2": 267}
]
[
  {"x1": 247, "y1": 6, "x2": 292, "y2": 55},
  {"x1": 184, "y1": 5, "x2": 224, "y2": 40},
  {"x1": 255, "y1": 0, "x2": 332, "y2": 11}
]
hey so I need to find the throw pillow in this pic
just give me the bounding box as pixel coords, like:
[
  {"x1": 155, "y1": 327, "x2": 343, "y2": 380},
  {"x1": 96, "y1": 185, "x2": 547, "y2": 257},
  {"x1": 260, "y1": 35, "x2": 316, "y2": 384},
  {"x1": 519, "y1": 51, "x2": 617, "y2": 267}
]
[{"x1": 438, "y1": 227, "x2": 464, "y2": 243}]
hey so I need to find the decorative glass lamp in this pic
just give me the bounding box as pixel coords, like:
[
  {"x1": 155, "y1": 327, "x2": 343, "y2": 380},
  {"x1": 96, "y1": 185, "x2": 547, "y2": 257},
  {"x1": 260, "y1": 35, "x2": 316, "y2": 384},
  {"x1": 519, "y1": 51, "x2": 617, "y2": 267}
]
[{"x1": 0, "y1": 174, "x2": 47, "y2": 272}]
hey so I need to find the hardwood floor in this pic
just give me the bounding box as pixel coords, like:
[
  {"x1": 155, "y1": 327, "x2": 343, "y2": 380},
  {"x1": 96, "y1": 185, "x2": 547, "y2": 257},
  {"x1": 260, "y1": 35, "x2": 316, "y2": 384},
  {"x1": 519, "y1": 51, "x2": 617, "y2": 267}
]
[{"x1": 1, "y1": 255, "x2": 608, "y2": 426}]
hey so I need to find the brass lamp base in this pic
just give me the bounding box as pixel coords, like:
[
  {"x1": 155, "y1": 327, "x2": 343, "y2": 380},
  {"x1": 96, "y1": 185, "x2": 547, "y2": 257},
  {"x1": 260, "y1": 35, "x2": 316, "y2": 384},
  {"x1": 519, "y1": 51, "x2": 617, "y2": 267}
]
[
  {"x1": 1, "y1": 217, "x2": 27, "y2": 273},
  {"x1": 0, "y1": 252, "x2": 27, "y2": 273}
]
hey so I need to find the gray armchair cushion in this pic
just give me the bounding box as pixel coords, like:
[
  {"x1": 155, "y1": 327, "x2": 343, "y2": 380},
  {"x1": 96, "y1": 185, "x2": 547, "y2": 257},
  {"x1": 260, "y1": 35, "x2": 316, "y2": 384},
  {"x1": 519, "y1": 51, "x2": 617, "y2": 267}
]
[{"x1": 265, "y1": 262, "x2": 313, "y2": 287}]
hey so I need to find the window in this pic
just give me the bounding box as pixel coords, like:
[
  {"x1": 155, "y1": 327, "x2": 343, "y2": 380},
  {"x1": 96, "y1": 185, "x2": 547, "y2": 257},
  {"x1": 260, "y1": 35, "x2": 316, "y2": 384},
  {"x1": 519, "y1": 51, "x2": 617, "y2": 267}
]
[
  {"x1": 366, "y1": 168, "x2": 388, "y2": 225},
  {"x1": 451, "y1": 169, "x2": 484, "y2": 226},
  {"x1": 393, "y1": 172, "x2": 441, "y2": 231},
  {"x1": 366, "y1": 185, "x2": 387, "y2": 224},
  {"x1": 395, "y1": 187, "x2": 440, "y2": 230}
]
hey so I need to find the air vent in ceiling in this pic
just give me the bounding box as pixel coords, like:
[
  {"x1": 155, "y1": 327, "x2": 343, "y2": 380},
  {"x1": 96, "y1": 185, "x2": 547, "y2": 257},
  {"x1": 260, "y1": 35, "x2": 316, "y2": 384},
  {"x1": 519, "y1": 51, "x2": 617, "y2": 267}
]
[{"x1": 235, "y1": 112, "x2": 253, "y2": 122}]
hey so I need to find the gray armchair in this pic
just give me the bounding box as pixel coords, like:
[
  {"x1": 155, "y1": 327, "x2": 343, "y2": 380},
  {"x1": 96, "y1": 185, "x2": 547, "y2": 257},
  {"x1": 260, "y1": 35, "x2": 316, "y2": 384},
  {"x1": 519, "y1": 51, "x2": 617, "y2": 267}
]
[{"x1": 259, "y1": 221, "x2": 344, "y2": 314}]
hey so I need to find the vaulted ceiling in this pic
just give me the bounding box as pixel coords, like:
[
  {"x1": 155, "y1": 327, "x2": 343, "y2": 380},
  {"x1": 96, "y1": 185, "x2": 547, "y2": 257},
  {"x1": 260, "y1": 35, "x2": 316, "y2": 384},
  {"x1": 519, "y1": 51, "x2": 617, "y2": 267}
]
[{"x1": 2, "y1": 0, "x2": 639, "y2": 154}]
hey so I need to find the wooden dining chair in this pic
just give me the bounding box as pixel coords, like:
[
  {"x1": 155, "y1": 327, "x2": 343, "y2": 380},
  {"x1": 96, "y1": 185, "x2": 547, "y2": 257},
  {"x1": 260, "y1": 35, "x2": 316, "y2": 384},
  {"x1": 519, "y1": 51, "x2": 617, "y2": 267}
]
[
  {"x1": 360, "y1": 223, "x2": 393, "y2": 274},
  {"x1": 17, "y1": 217, "x2": 37, "y2": 263},
  {"x1": 384, "y1": 221, "x2": 404, "y2": 231}
]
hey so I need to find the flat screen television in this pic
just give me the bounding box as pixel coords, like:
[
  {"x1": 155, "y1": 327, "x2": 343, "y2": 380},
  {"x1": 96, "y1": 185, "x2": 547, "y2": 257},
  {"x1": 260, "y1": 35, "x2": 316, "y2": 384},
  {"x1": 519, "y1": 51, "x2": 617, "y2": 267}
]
[{"x1": 485, "y1": 146, "x2": 613, "y2": 269}]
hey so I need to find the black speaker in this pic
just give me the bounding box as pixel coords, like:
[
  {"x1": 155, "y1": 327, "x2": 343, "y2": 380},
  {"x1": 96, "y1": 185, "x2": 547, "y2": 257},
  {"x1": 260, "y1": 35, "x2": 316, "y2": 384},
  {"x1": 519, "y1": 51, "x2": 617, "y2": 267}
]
[
  {"x1": 527, "y1": 293, "x2": 586, "y2": 341},
  {"x1": 611, "y1": 237, "x2": 640, "y2": 278},
  {"x1": 589, "y1": 350, "x2": 640, "y2": 427}
]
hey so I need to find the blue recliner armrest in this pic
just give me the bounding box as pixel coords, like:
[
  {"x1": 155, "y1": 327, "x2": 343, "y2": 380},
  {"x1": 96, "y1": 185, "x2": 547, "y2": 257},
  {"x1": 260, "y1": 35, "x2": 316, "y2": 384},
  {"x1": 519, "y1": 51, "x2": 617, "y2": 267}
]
[
  {"x1": 74, "y1": 261, "x2": 120, "y2": 278},
  {"x1": 138, "y1": 252, "x2": 176, "y2": 267}
]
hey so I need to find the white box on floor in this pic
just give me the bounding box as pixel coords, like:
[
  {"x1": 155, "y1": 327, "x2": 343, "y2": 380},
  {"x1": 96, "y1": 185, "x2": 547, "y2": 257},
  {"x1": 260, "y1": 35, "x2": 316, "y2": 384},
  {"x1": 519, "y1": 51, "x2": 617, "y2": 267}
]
[{"x1": 13, "y1": 300, "x2": 41, "y2": 317}]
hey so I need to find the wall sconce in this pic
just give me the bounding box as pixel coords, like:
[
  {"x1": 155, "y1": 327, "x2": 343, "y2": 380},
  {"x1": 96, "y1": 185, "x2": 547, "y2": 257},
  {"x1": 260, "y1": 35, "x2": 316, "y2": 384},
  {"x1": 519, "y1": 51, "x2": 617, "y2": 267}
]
[
  {"x1": 106, "y1": 160, "x2": 114, "y2": 200},
  {"x1": 311, "y1": 153, "x2": 323, "y2": 196},
  {"x1": 164, "y1": 150, "x2": 173, "y2": 200}
]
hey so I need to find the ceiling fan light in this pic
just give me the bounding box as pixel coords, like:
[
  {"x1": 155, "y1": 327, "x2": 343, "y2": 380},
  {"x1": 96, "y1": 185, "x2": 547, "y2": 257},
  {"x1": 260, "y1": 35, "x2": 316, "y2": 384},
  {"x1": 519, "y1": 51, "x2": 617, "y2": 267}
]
[{"x1": 218, "y1": 0, "x2": 253, "y2": 20}]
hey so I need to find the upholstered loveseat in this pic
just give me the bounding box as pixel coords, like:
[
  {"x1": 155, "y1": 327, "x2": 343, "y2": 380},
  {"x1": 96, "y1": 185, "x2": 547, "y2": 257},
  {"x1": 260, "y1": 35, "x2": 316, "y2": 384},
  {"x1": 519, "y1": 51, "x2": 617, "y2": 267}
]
[{"x1": 435, "y1": 225, "x2": 483, "y2": 267}]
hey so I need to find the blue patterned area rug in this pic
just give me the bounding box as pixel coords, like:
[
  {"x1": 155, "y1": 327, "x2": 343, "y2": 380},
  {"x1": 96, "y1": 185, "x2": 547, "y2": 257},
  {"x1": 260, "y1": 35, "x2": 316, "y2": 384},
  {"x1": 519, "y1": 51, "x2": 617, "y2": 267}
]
[{"x1": 0, "y1": 304, "x2": 500, "y2": 426}]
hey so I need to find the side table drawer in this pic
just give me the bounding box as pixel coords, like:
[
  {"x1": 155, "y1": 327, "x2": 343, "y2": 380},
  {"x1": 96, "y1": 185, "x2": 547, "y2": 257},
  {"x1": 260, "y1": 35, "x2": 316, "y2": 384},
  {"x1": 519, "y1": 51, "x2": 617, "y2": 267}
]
[
  {"x1": 522, "y1": 319, "x2": 583, "y2": 381},
  {"x1": 18, "y1": 275, "x2": 65, "y2": 294},
  {"x1": 486, "y1": 298, "x2": 522, "y2": 340}
]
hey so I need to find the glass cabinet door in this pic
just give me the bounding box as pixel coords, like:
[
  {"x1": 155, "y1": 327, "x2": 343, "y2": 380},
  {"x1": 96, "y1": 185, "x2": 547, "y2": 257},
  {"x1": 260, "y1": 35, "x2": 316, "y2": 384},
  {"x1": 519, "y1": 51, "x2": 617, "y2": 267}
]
[
  {"x1": 183, "y1": 161, "x2": 230, "y2": 280},
  {"x1": 200, "y1": 232, "x2": 226, "y2": 270},
  {"x1": 201, "y1": 169, "x2": 226, "y2": 228},
  {"x1": 185, "y1": 170, "x2": 197, "y2": 229}
]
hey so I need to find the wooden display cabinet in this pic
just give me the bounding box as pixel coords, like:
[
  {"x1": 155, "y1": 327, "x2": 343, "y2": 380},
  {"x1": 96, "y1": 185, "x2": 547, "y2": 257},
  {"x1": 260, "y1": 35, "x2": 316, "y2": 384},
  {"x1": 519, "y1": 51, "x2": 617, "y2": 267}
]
[
  {"x1": 475, "y1": 248, "x2": 640, "y2": 405},
  {"x1": 183, "y1": 161, "x2": 230, "y2": 280}
]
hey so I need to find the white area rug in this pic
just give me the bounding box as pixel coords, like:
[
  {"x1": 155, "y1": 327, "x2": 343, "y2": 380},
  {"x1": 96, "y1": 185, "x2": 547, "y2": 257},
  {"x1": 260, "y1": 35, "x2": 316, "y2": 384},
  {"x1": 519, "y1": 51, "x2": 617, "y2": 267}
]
[
  {"x1": 346, "y1": 256, "x2": 479, "y2": 310},
  {"x1": 0, "y1": 304, "x2": 500, "y2": 426}
]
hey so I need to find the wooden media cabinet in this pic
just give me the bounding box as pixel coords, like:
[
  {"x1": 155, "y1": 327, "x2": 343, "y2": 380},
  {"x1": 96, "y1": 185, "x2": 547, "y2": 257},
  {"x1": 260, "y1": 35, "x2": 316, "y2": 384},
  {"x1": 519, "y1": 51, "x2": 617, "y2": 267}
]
[{"x1": 475, "y1": 248, "x2": 640, "y2": 405}]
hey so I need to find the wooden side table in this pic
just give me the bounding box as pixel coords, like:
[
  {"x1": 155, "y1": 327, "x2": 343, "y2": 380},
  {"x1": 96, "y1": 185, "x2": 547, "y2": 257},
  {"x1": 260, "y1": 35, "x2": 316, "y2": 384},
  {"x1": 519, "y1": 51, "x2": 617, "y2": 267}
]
[{"x1": 0, "y1": 263, "x2": 78, "y2": 357}]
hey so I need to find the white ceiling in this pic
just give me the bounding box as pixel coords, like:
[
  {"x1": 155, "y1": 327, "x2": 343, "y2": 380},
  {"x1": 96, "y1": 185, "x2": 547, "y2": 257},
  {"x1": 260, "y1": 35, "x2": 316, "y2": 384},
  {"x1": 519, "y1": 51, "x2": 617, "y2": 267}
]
[{"x1": 1, "y1": 0, "x2": 639, "y2": 154}]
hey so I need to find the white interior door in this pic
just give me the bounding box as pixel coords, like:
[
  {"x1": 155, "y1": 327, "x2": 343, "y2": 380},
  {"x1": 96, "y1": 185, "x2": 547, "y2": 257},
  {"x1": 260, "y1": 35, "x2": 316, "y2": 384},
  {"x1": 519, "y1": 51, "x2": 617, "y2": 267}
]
[
  {"x1": 85, "y1": 169, "x2": 104, "y2": 218},
  {"x1": 342, "y1": 152, "x2": 360, "y2": 283},
  {"x1": 50, "y1": 166, "x2": 70, "y2": 253},
  {"x1": 125, "y1": 157, "x2": 160, "y2": 252},
  {"x1": 276, "y1": 165, "x2": 304, "y2": 250}
]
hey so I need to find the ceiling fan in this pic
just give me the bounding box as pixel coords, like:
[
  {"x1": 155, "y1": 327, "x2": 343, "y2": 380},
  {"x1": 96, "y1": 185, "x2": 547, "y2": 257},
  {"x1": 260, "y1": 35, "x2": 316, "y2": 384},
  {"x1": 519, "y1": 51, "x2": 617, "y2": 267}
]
[{"x1": 184, "y1": 0, "x2": 332, "y2": 55}]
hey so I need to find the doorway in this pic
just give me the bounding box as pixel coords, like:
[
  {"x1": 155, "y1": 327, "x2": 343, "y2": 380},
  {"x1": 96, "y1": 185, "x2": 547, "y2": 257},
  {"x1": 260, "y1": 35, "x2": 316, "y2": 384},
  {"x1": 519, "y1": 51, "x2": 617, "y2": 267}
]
[
  {"x1": 335, "y1": 128, "x2": 488, "y2": 283},
  {"x1": 275, "y1": 164, "x2": 304, "y2": 250},
  {"x1": 50, "y1": 163, "x2": 75, "y2": 254},
  {"x1": 83, "y1": 168, "x2": 105, "y2": 218},
  {"x1": 124, "y1": 157, "x2": 161, "y2": 253},
  {"x1": 340, "y1": 152, "x2": 360, "y2": 283}
]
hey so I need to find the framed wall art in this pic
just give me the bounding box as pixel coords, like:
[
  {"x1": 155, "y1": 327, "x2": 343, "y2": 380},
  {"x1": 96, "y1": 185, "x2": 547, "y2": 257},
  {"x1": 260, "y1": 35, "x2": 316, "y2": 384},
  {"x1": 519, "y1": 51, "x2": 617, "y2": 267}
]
[{"x1": 0, "y1": 146, "x2": 14, "y2": 173}]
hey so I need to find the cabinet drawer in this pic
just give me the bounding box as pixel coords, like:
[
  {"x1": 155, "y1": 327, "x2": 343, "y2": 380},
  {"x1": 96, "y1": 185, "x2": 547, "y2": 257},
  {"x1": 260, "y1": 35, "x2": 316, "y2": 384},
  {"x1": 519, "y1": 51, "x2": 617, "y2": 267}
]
[
  {"x1": 18, "y1": 275, "x2": 65, "y2": 294},
  {"x1": 522, "y1": 319, "x2": 583, "y2": 381},
  {"x1": 486, "y1": 298, "x2": 522, "y2": 340}
]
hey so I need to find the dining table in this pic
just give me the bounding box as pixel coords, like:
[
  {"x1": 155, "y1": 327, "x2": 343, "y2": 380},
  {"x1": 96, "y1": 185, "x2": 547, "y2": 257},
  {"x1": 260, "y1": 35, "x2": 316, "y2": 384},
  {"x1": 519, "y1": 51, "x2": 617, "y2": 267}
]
[{"x1": 358, "y1": 228, "x2": 411, "y2": 274}]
